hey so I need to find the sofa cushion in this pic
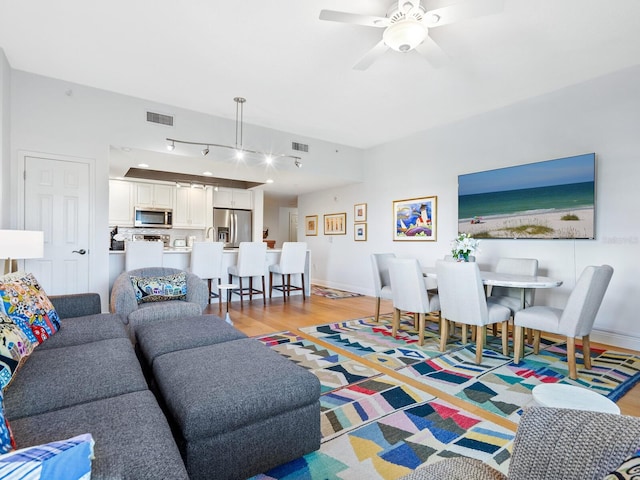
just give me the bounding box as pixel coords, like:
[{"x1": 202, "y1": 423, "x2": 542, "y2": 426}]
[
  {"x1": 9, "y1": 391, "x2": 189, "y2": 480},
  {"x1": 0, "y1": 433, "x2": 93, "y2": 479},
  {"x1": 136, "y1": 315, "x2": 247, "y2": 366},
  {"x1": 0, "y1": 319, "x2": 35, "y2": 389},
  {"x1": 35, "y1": 314, "x2": 128, "y2": 351},
  {"x1": 153, "y1": 337, "x2": 321, "y2": 441},
  {"x1": 0, "y1": 272, "x2": 60, "y2": 345},
  {"x1": 130, "y1": 272, "x2": 187, "y2": 304},
  {"x1": 4, "y1": 338, "x2": 147, "y2": 420}
]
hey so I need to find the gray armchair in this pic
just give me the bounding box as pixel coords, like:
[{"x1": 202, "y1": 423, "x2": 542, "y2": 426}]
[
  {"x1": 401, "y1": 406, "x2": 640, "y2": 480},
  {"x1": 110, "y1": 267, "x2": 208, "y2": 342}
]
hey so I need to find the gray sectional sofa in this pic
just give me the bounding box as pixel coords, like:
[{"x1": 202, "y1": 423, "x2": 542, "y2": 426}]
[
  {"x1": 4, "y1": 292, "x2": 321, "y2": 479},
  {"x1": 4, "y1": 293, "x2": 189, "y2": 479}
]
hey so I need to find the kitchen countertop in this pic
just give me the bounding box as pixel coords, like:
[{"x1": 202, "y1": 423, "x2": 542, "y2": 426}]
[{"x1": 109, "y1": 247, "x2": 282, "y2": 254}]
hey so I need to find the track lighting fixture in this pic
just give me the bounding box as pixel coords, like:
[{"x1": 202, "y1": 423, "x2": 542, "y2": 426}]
[{"x1": 164, "y1": 98, "x2": 302, "y2": 165}]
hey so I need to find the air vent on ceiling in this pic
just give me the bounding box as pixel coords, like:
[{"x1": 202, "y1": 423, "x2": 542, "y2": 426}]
[
  {"x1": 291, "y1": 141, "x2": 309, "y2": 153},
  {"x1": 146, "y1": 111, "x2": 174, "y2": 126}
]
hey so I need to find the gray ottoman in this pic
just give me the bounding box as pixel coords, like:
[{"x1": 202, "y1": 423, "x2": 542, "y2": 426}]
[
  {"x1": 153, "y1": 337, "x2": 321, "y2": 480},
  {"x1": 136, "y1": 314, "x2": 247, "y2": 365}
]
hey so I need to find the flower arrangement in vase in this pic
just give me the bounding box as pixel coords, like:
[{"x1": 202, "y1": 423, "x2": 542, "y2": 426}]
[{"x1": 451, "y1": 233, "x2": 480, "y2": 262}]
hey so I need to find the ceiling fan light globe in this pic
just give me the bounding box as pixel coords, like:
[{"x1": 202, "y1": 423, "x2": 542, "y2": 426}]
[{"x1": 382, "y1": 19, "x2": 427, "y2": 52}]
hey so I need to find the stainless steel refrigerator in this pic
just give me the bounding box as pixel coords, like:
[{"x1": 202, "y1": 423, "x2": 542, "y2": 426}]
[{"x1": 213, "y1": 208, "x2": 252, "y2": 248}]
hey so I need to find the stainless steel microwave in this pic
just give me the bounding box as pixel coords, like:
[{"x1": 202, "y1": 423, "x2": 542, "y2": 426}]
[{"x1": 134, "y1": 207, "x2": 173, "y2": 228}]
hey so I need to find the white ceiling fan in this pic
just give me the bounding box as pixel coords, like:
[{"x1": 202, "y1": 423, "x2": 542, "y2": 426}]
[{"x1": 319, "y1": 0, "x2": 505, "y2": 70}]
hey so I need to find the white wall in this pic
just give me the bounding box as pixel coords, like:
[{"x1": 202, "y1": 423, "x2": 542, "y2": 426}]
[
  {"x1": 299, "y1": 65, "x2": 640, "y2": 350},
  {"x1": 264, "y1": 195, "x2": 298, "y2": 248},
  {"x1": 0, "y1": 49, "x2": 10, "y2": 229},
  {"x1": 7, "y1": 70, "x2": 363, "y2": 309}
]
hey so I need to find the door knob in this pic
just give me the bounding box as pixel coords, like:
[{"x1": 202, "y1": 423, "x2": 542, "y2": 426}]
[{"x1": 72, "y1": 249, "x2": 87, "y2": 255}]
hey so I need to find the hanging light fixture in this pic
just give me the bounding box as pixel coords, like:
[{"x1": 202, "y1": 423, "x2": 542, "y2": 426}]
[{"x1": 165, "y1": 97, "x2": 302, "y2": 165}]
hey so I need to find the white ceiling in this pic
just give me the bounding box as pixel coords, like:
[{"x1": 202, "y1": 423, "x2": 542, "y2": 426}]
[{"x1": 2, "y1": 0, "x2": 640, "y2": 195}]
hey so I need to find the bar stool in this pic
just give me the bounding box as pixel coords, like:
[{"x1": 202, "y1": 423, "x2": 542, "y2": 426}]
[
  {"x1": 125, "y1": 241, "x2": 163, "y2": 271},
  {"x1": 190, "y1": 241, "x2": 224, "y2": 306},
  {"x1": 269, "y1": 242, "x2": 307, "y2": 302},
  {"x1": 227, "y1": 242, "x2": 267, "y2": 306}
]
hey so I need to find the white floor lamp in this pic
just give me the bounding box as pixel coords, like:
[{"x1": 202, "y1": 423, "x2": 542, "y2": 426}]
[{"x1": 0, "y1": 230, "x2": 45, "y2": 274}]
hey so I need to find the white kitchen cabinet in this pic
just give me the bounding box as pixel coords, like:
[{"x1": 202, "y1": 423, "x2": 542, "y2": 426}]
[
  {"x1": 213, "y1": 188, "x2": 253, "y2": 209},
  {"x1": 174, "y1": 187, "x2": 207, "y2": 228},
  {"x1": 135, "y1": 182, "x2": 174, "y2": 209},
  {"x1": 109, "y1": 179, "x2": 134, "y2": 227}
]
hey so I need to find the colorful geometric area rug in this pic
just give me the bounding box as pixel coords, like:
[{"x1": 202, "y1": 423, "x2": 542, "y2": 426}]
[
  {"x1": 252, "y1": 331, "x2": 515, "y2": 480},
  {"x1": 311, "y1": 284, "x2": 364, "y2": 299},
  {"x1": 301, "y1": 314, "x2": 640, "y2": 424}
]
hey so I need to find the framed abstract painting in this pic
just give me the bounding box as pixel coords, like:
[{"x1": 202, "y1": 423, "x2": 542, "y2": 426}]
[{"x1": 393, "y1": 196, "x2": 437, "y2": 241}]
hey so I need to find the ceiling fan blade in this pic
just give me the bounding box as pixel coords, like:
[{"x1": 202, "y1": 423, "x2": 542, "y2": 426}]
[
  {"x1": 423, "y1": 0, "x2": 505, "y2": 28},
  {"x1": 353, "y1": 40, "x2": 389, "y2": 70},
  {"x1": 319, "y1": 10, "x2": 389, "y2": 28},
  {"x1": 414, "y1": 36, "x2": 449, "y2": 68}
]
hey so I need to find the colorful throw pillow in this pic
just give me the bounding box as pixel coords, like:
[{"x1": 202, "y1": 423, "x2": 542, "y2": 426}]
[
  {"x1": 130, "y1": 273, "x2": 187, "y2": 304},
  {"x1": 0, "y1": 272, "x2": 61, "y2": 345},
  {"x1": 604, "y1": 447, "x2": 640, "y2": 479},
  {"x1": 0, "y1": 433, "x2": 93, "y2": 479},
  {"x1": 0, "y1": 390, "x2": 15, "y2": 455},
  {"x1": 0, "y1": 314, "x2": 35, "y2": 389}
]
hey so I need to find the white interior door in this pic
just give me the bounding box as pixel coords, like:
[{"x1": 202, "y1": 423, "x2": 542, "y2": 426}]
[
  {"x1": 289, "y1": 212, "x2": 298, "y2": 242},
  {"x1": 23, "y1": 156, "x2": 90, "y2": 294}
]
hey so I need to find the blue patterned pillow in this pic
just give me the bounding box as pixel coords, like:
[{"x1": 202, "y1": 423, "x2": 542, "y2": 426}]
[
  {"x1": 0, "y1": 433, "x2": 93, "y2": 479},
  {"x1": 0, "y1": 272, "x2": 61, "y2": 345},
  {"x1": 0, "y1": 315, "x2": 35, "y2": 390},
  {"x1": 130, "y1": 273, "x2": 187, "y2": 304},
  {"x1": 604, "y1": 447, "x2": 640, "y2": 479}
]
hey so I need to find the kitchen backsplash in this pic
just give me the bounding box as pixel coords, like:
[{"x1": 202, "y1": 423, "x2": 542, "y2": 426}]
[{"x1": 109, "y1": 227, "x2": 211, "y2": 246}]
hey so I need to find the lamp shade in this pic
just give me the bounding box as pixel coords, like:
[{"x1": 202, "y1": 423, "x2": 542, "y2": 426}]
[
  {"x1": 383, "y1": 19, "x2": 428, "y2": 52},
  {"x1": 0, "y1": 230, "x2": 44, "y2": 260}
]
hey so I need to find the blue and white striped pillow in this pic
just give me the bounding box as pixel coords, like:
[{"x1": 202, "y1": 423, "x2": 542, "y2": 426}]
[{"x1": 0, "y1": 433, "x2": 93, "y2": 480}]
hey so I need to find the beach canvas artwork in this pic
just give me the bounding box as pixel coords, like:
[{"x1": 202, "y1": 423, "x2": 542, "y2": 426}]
[{"x1": 458, "y1": 153, "x2": 595, "y2": 239}]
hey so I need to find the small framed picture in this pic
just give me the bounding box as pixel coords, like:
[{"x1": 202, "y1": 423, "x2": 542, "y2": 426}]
[
  {"x1": 354, "y1": 223, "x2": 367, "y2": 241},
  {"x1": 354, "y1": 203, "x2": 367, "y2": 222},
  {"x1": 324, "y1": 213, "x2": 347, "y2": 235},
  {"x1": 305, "y1": 215, "x2": 318, "y2": 236},
  {"x1": 393, "y1": 195, "x2": 437, "y2": 241}
]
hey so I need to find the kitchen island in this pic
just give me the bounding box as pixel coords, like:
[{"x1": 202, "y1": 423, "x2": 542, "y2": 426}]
[{"x1": 109, "y1": 247, "x2": 310, "y2": 301}]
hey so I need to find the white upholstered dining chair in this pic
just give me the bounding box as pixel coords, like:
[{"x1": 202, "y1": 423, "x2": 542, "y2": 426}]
[
  {"x1": 388, "y1": 258, "x2": 440, "y2": 346},
  {"x1": 513, "y1": 264, "x2": 614, "y2": 380},
  {"x1": 370, "y1": 253, "x2": 395, "y2": 322},
  {"x1": 190, "y1": 241, "x2": 224, "y2": 306},
  {"x1": 269, "y1": 242, "x2": 307, "y2": 302},
  {"x1": 436, "y1": 260, "x2": 511, "y2": 363},
  {"x1": 125, "y1": 240, "x2": 164, "y2": 271},
  {"x1": 227, "y1": 242, "x2": 268, "y2": 306},
  {"x1": 487, "y1": 257, "x2": 539, "y2": 314}
]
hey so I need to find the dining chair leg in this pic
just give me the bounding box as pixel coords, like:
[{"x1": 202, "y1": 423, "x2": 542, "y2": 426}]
[
  {"x1": 375, "y1": 297, "x2": 381, "y2": 322},
  {"x1": 269, "y1": 272, "x2": 274, "y2": 299},
  {"x1": 475, "y1": 326, "x2": 485, "y2": 364},
  {"x1": 249, "y1": 277, "x2": 254, "y2": 301},
  {"x1": 239, "y1": 277, "x2": 244, "y2": 306},
  {"x1": 514, "y1": 326, "x2": 523, "y2": 364},
  {"x1": 567, "y1": 336, "x2": 578, "y2": 380},
  {"x1": 582, "y1": 335, "x2": 592, "y2": 370},
  {"x1": 261, "y1": 276, "x2": 266, "y2": 306},
  {"x1": 461, "y1": 324, "x2": 468, "y2": 345},
  {"x1": 492, "y1": 324, "x2": 497, "y2": 337},
  {"x1": 439, "y1": 317, "x2": 449, "y2": 352},
  {"x1": 501, "y1": 321, "x2": 509, "y2": 356},
  {"x1": 392, "y1": 308, "x2": 401, "y2": 338},
  {"x1": 418, "y1": 313, "x2": 425, "y2": 346},
  {"x1": 533, "y1": 330, "x2": 541, "y2": 354},
  {"x1": 301, "y1": 273, "x2": 306, "y2": 301}
]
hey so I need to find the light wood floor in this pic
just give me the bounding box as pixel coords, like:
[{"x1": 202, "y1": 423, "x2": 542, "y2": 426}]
[{"x1": 203, "y1": 293, "x2": 640, "y2": 418}]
